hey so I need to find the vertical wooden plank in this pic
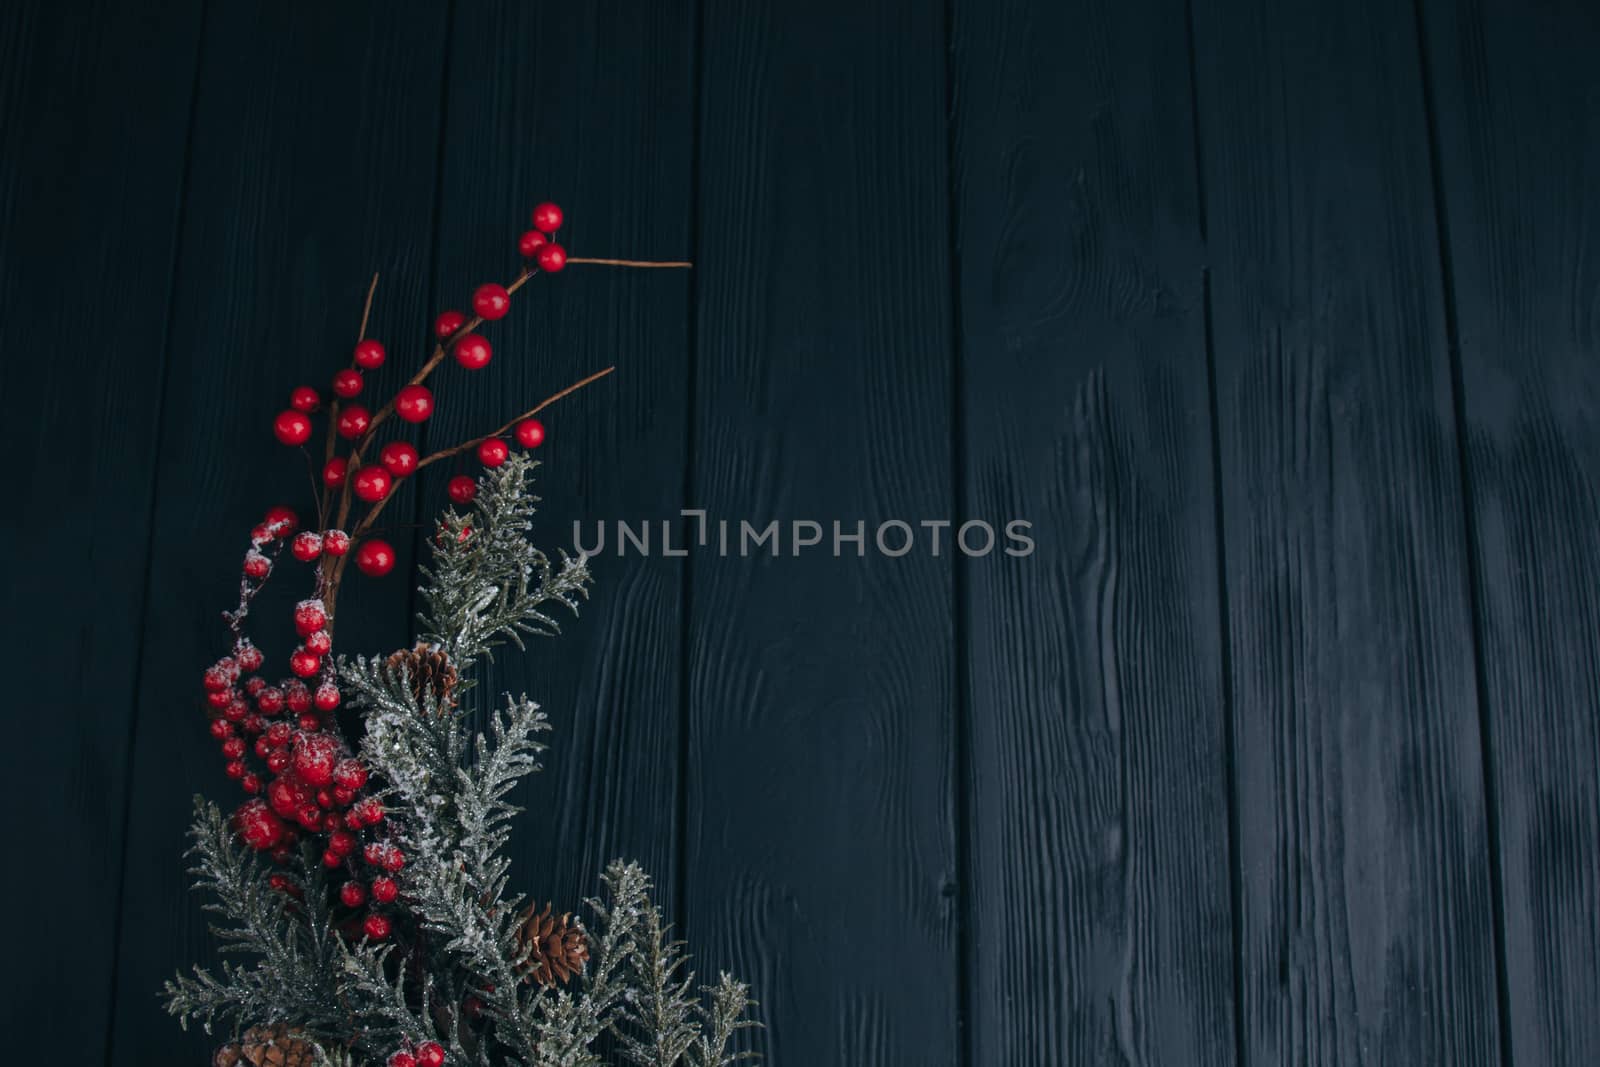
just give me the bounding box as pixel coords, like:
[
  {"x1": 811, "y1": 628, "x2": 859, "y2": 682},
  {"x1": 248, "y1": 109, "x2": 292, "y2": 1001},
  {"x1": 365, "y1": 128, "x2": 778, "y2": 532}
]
[
  {"x1": 1190, "y1": 0, "x2": 1503, "y2": 1061},
  {"x1": 0, "y1": 1, "x2": 201, "y2": 1061},
  {"x1": 1421, "y1": 0, "x2": 1600, "y2": 1059},
  {"x1": 416, "y1": 0, "x2": 695, "y2": 917},
  {"x1": 107, "y1": 5, "x2": 449, "y2": 1062},
  {"x1": 949, "y1": 0, "x2": 1237, "y2": 1061},
  {"x1": 688, "y1": 0, "x2": 959, "y2": 1061}
]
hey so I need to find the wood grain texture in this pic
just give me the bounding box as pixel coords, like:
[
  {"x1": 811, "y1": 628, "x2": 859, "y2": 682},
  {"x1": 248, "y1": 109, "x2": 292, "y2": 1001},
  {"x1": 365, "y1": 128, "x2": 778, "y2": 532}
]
[
  {"x1": 0, "y1": 1, "x2": 201, "y2": 1060},
  {"x1": 415, "y1": 0, "x2": 695, "y2": 919},
  {"x1": 949, "y1": 0, "x2": 1238, "y2": 1061},
  {"x1": 1419, "y1": 0, "x2": 1600, "y2": 1060},
  {"x1": 686, "y1": 0, "x2": 959, "y2": 1061},
  {"x1": 105, "y1": 5, "x2": 450, "y2": 1062},
  {"x1": 1189, "y1": 0, "x2": 1504, "y2": 1061}
]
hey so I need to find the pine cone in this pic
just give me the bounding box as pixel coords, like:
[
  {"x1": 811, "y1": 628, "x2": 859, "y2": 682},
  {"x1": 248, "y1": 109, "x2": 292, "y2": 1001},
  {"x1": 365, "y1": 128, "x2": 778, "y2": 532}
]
[
  {"x1": 514, "y1": 902, "x2": 589, "y2": 986},
  {"x1": 212, "y1": 1024, "x2": 317, "y2": 1067},
  {"x1": 386, "y1": 642, "x2": 459, "y2": 711}
]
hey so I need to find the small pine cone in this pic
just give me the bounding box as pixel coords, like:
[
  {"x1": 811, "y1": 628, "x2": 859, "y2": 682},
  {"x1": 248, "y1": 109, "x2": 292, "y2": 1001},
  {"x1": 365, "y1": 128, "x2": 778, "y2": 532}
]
[
  {"x1": 514, "y1": 902, "x2": 590, "y2": 986},
  {"x1": 214, "y1": 1024, "x2": 317, "y2": 1067},
  {"x1": 386, "y1": 642, "x2": 459, "y2": 711}
]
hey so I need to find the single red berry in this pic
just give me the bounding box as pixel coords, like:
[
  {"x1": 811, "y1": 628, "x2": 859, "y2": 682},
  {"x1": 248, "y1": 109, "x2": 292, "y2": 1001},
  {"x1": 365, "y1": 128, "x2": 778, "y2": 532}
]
[
  {"x1": 243, "y1": 677, "x2": 267, "y2": 699},
  {"x1": 332, "y1": 367, "x2": 364, "y2": 398},
  {"x1": 379, "y1": 441, "x2": 419, "y2": 477},
  {"x1": 395, "y1": 384, "x2": 434, "y2": 423},
  {"x1": 274, "y1": 410, "x2": 313, "y2": 446},
  {"x1": 291, "y1": 532, "x2": 323, "y2": 562},
  {"x1": 434, "y1": 309, "x2": 466, "y2": 338},
  {"x1": 203, "y1": 666, "x2": 231, "y2": 692},
  {"x1": 266, "y1": 778, "x2": 300, "y2": 818},
  {"x1": 269, "y1": 845, "x2": 293, "y2": 865},
  {"x1": 250, "y1": 523, "x2": 272, "y2": 542},
  {"x1": 338, "y1": 404, "x2": 372, "y2": 439},
  {"x1": 266, "y1": 749, "x2": 292, "y2": 775},
  {"x1": 206, "y1": 689, "x2": 233, "y2": 710},
  {"x1": 305, "y1": 629, "x2": 332, "y2": 655},
  {"x1": 294, "y1": 733, "x2": 340, "y2": 786},
  {"x1": 515, "y1": 418, "x2": 546, "y2": 448},
  {"x1": 329, "y1": 830, "x2": 357, "y2": 856},
  {"x1": 333, "y1": 759, "x2": 368, "y2": 790},
  {"x1": 266, "y1": 721, "x2": 293, "y2": 746},
  {"x1": 297, "y1": 711, "x2": 322, "y2": 732},
  {"x1": 333, "y1": 785, "x2": 357, "y2": 806},
  {"x1": 224, "y1": 699, "x2": 250, "y2": 722},
  {"x1": 315, "y1": 684, "x2": 341, "y2": 711},
  {"x1": 533, "y1": 201, "x2": 563, "y2": 233},
  {"x1": 221, "y1": 737, "x2": 247, "y2": 759},
  {"x1": 290, "y1": 386, "x2": 321, "y2": 413},
  {"x1": 356, "y1": 539, "x2": 396, "y2": 577},
  {"x1": 363, "y1": 842, "x2": 387, "y2": 866},
  {"x1": 537, "y1": 242, "x2": 567, "y2": 273},
  {"x1": 234, "y1": 799, "x2": 284, "y2": 850},
  {"x1": 415, "y1": 1042, "x2": 446, "y2": 1067},
  {"x1": 370, "y1": 875, "x2": 399, "y2": 903},
  {"x1": 321, "y1": 849, "x2": 342, "y2": 868},
  {"x1": 447, "y1": 476, "x2": 477, "y2": 504},
  {"x1": 324, "y1": 811, "x2": 345, "y2": 830},
  {"x1": 454, "y1": 333, "x2": 491, "y2": 370},
  {"x1": 354, "y1": 339, "x2": 386, "y2": 369},
  {"x1": 477, "y1": 438, "x2": 509, "y2": 467},
  {"x1": 289, "y1": 649, "x2": 321, "y2": 677},
  {"x1": 294, "y1": 600, "x2": 327, "y2": 636},
  {"x1": 242, "y1": 773, "x2": 262, "y2": 794},
  {"x1": 323, "y1": 529, "x2": 351, "y2": 556},
  {"x1": 323, "y1": 456, "x2": 349, "y2": 488},
  {"x1": 209, "y1": 719, "x2": 233, "y2": 740},
  {"x1": 473, "y1": 283, "x2": 511, "y2": 320},
  {"x1": 518, "y1": 229, "x2": 548, "y2": 257},
  {"x1": 286, "y1": 682, "x2": 312, "y2": 713},
  {"x1": 224, "y1": 759, "x2": 246, "y2": 779},
  {"x1": 254, "y1": 736, "x2": 272, "y2": 758},
  {"x1": 354, "y1": 464, "x2": 393, "y2": 502},
  {"x1": 296, "y1": 804, "x2": 324, "y2": 831},
  {"x1": 242, "y1": 713, "x2": 265, "y2": 735},
  {"x1": 382, "y1": 848, "x2": 406, "y2": 872},
  {"x1": 264, "y1": 506, "x2": 299, "y2": 535},
  {"x1": 237, "y1": 644, "x2": 264, "y2": 672},
  {"x1": 243, "y1": 552, "x2": 270, "y2": 580},
  {"x1": 387, "y1": 1051, "x2": 415, "y2": 1067},
  {"x1": 340, "y1": 881, "x2": 367, "y2": 908},
  {"x1": 351, "y1": 797, "x2": 385, "y2": 828}
]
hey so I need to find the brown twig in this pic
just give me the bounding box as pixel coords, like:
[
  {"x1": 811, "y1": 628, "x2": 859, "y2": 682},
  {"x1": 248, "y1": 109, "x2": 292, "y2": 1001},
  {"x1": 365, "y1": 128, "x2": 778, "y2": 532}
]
[
  {"x1": 567, "y1": 257, "x2": 692, "y2": 268},
  {"x1": 416, "y1": 365, "x2": 616, "y2": 470}
]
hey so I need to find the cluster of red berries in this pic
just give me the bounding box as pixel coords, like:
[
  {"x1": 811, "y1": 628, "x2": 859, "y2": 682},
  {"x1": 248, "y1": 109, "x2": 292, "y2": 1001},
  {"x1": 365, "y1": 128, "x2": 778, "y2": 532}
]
[
  {"x1": 212, "y1": 508, "x2": 406, "y2": 940},
  {"x1": 387, "y1": 1041, "x2": 447, "y2": 1067},
  {"x1": 271, "y1": 202, "x2": 564, "y2": 516}
]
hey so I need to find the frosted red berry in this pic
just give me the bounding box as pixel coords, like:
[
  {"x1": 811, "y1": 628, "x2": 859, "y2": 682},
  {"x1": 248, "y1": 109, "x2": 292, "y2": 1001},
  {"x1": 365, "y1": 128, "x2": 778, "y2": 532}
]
[
  {"x1": 454, "y1": 333, "x2": 491, "y2": 370},
  {"x1": 333, "y1": 785, "x2": 357, "y2": 806},
  {"x1": 370, "y1": 875, "x2": 399, "y2": 903},
  {"x1": 294, "y1": 600, "x2": 327, "y2": 636},
  {"x1": 477, "y1": 438, "x2": 509, "y2": 467},
  {"x1": 235, "y1": 800, "x2": 285, "y2": 850},
  {"x1": 332, "y1": 368, "x2": 364, "y2": 398},
  {"x1": 447, "y1": 476, "x2": 477, "y2": 504},
  {"x1": 350, "y1": 797, "x2": 385, "y2": 828},
  {"x1": 209, "y1": 719, "x2": 233, "y2": 740},
  {"x1": 354, "y1": 464, "x2": 393, "y2": 502},
  {"x1": 265, "y1": 722, "x2": 292, "y2": 746},
  {"x1": 321, "y1": 849, "x2": 342, "y2": 868},
  {"x1": 290, "y1": 386, "x2": 321, "y2": 413},
  {"x1": 207, "y1": 689, "x2": 233, "y2": 710},
  {"x1": 363, "y1": 842, "x2": 387, "y2": 866},
  {"x1": 222, "y1": 737, "x2": 246, "y2": 759},
  {"x1": 314, "y1": 684, "x2": 341, "y2": 711},
  {"x1": 338, "y1": 404, "x2": 372, "y2": 439},
  {"x1": 224, "y1": 759, "x2": 245, "y2": 779},
  {"x1": 387, "y1": 1051, "x2": 415, "y2": 1067},
  {"x1": 286, "y1": 682, "x2": 312, "y2": 713},
  {"x1": 237, "y1": 644, "x2": 264, "y2": 672},
  {"x1": 329, "y1": 830, "x2": 357, "y2": 856},
  {"x1": 434, "y1": 309, "x2": 466, "y2": 338},
  {"x1": 323, "y1": 456, "x2": 349, "y2": 487},
  {"x1": 264, "y1": 506, "x2": 299, "y2": 535},
  {"x1": 383, "y1": 848, "x2": 406, "y2": 872},
  {"x1": 354, "y1": 339, "x2": 386, "y2": 369},
  {"x1": 291, "y1": 532, "x2": 323, "y2": 562},
  {"x1": 242, "y1": 773, "x2": 262, "y2": 794},
  {"x1": 274, "y1": 410, "x2": 313, "y2": 446},
  {"x1": 518, "y1": 229, "x2": 548, "y2": 257},
  {"x1": 298, "y1": 711, "x2": 322, "y2": 732},
  {"x1": 416, "y1": 1042, "x2": 446, "y2": 1067},
  {"x1": 515, "y1": 418, "x2": 546, "y2": 448},
  {"x1": 473, "y1": 283, "x2": 511, "y2": 320},
  {"x1": 533, "y1": 201, "x2": 563, "y2": 233},
  {"x1": 356, "y1": 539, "x2": 396, "y2": 577},
  {"x1": 305, "y1": 629, "x2": 332, "y2": 655},
  {"x1": 379, "y1": 441, "x2": 419, "y2": 477},
  {"x1": 395, "y1": 385, "x2": 434, "y2": 423},
  {"x1": 340, "y1": 881, "x2": 367, "y2": 908},
  {"x1": 333, "y1": 759, "x2": 368, "y2": 790},
  {"x1": 204, "y1": 666, "x2": 232, "y2": 692},
  {"x1": 323, "y1": 529, "x2": 351, "y2": 556},
  {"x1": 537, "y1": 242, "x2": 567, "y2": 273},
  {"x1": 290, "y1": 649, "x2": 321, "y2": 677},
  {"x1": 266, "y1": 750, "x2": 291, "y2": 775}
]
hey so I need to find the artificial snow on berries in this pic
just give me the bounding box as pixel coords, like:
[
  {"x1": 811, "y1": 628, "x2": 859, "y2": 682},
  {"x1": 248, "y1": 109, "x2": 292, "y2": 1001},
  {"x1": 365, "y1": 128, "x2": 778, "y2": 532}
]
[
  {"x1": 236, "y1": 643, "x2": 264, "y2": 672},
  {"x1": 293, "y1": 600, "x2": 327, "y2": 636},
  {"x1": 387, "y1": 1050, "x2": 415, "y2": 1067},
  {"x1": 264, "y1": 506, "x2": 299, "y2": 535},
  {"x1": 305, "y1": 629, "x2": 332, "y2": 655},
  {"x1": 243, "y1": 550, "x2": 271, "y2": 579},
  {"x1": 332, "y1": 758, "x2": 368, "y2": 790},
  {"x1": 370, "y1": 875, "x2": 398, "y2": 903},
  {"x1": 415, "y1": 1042, "x2": 446, "y2": 1067},
  {"x1": 364, "y1": 914, "x2": 393, "y2": 940},
  {"x1": 289, "y1": 649, "x2": 321, "y2": 677},
  {"x1": 323, "y1": 529, "x2": 351, "y2": 556},
  {"x1": 257, "y1": 687, "x2": 284, "y2": 715},
  {"x1": 293, "y1": 732, "x2": 340, "y2": 786},
  {"x1": 395, "y1": 384, "x2": 434, "y2": 423},
  {"x1": 340, "y1": 881, "x2": 367, "y2": 908},
  {"x1": 350, "y1": 797, "x2": 385, "y2": 828},
  {"x1": 338, "y1": 404, "x2": 372, "y2": 439},
  {"x1": 234, "y1": 799, "x2": 285, "y2": 851},
  {"x1": 285, "y1": 681, "x2": 312, "y2": 712},
  {"x1": 290, "y1": 532, "x2": 323, "y2": 562},
  {"x1": 314, "y1": 684, "x2": 341, "y2": 711},
  {"x1": 454, "y1": 333, "x2": 491, "y2": 370}
]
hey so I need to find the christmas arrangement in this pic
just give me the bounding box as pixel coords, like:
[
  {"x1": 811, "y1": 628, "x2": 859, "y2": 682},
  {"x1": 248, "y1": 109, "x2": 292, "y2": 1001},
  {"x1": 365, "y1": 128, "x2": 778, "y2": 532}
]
[{"x1": 162, "y1": 204, "x2": 757, "y2": 1067}]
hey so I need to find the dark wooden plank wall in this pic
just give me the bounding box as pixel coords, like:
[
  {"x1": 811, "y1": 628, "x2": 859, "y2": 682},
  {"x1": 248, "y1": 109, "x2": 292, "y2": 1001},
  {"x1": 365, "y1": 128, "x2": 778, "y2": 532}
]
[{"x1": 3, "y1": 0, "x2": 1598, "y2": 1063}]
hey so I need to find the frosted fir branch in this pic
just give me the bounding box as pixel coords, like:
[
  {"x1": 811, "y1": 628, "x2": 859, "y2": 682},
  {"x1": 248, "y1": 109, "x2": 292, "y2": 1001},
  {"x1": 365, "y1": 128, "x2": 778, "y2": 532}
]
[
  {"x1": 416, "y1": 455, "x2": 592, "y2": 672},
  {"x1": 612, "y1": 906, "x2": 698, "y2": 1066},
  {"x1": 690, "y1": 975, "x2": 760, "y2": 1067}
]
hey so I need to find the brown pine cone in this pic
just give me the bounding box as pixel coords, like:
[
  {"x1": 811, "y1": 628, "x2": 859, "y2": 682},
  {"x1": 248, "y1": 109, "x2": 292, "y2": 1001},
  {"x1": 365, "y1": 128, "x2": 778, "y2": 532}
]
[
  {"x1": 212, "y1": 1024, "x2": 317, "y2": 1067},
  {"x1": 386, "y1": 642, "x2": 459, "y2": 711},
  {"x1": 514, "y1": 902, "x2": 590, "y2": 986}
]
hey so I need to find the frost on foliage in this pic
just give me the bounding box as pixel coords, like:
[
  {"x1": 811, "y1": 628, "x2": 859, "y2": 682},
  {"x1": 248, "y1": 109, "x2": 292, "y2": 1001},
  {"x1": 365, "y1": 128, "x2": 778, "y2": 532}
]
[{"x1": 168, "y1": 450, "x2": 756, "y2": 1064}]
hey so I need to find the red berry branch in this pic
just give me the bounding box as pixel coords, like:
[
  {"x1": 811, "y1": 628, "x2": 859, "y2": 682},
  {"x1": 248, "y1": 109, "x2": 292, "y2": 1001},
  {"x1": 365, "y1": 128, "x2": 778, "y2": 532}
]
[{"x1": 205, "y1": 200, "x2": 687, "y2": 944}]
